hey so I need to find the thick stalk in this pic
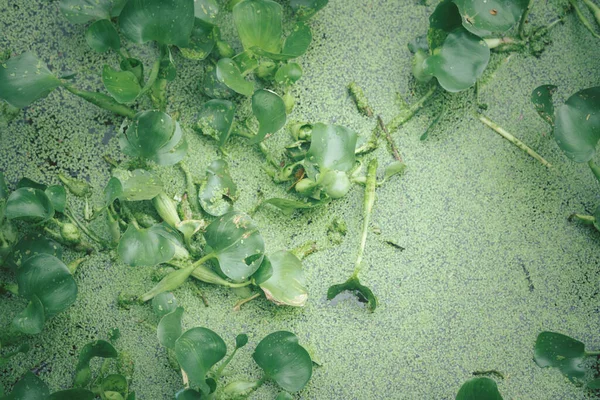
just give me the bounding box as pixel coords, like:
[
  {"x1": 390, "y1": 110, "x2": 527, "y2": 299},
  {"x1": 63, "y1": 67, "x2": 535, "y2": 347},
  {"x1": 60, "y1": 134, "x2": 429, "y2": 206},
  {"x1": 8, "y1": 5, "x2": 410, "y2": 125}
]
[
  {"x1": 139, "y1": 58, "x2": 161, "y2": 97},
  {"x1": 214, "y1": 347, "x2": 239, "y2": 379},
  {"x1": 518, "y1": 0, "x2": 536, "y2": 39},
  {"x1": 63, "y1": 85, "x2": 136, "y2": 119},
  {"x1": 178, "y1": 162, "x2": 200, "y2": 213},
  {"x1": 353, "y1": 158, "x2": 378, "y2": 277},
  {"x1": 476, "y1": 113, "x2": 552, "y2": 168},
  {"x1": 583, "y1": 0, "x2": 600, "y2": 25},
  {"x1": 233, "y1": 293, "x2": 261, "y2": 311},
  {"x1": 169, "y1": 259, "x2": 253, "y2": 289}
]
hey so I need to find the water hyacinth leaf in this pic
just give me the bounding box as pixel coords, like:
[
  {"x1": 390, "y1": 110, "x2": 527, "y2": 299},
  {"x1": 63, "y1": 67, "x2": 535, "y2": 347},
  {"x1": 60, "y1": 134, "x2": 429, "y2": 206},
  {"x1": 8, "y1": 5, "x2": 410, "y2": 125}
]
[
  {"x1": 290, "y1": 0, "x2": 328, "y2": 20},
  {"x1": 3, "y1": 372, "x2": 50, "y2": 400},
  {"x1": 455, "y1": 377, "x2": 503, "y2": 400},
  {"x1": 282, "y1": 23, "x2": 312, "y2": 57},
  {"x1": 12, "y1": 295, "x2": 45, "y2": 335},
  {"x1": 553, "y1": 87, "x2": 600, "y2": 163},
  {"x1": 45, "y1": 185, "x2": 66, "y2": 213},
  {"x1": 453, "y1": 0, "x2": 529, "y2": 37},
  {"x1": 233, "y1": 0, "x2": 283, "y2": 53},
  {"x1": 253, "y1": 251, "x2": 308, "y2": 307},
  {"x1": 0, "y1": 172, "x2": 8, "y2": 199},
  {"x1": 429, "y1": 0, "x2": 462, "y2": 32},
  {"x1": 216, "y1": 58, "x2": 254, "y2": 96},
  {"x1": 233, "y1": 51, "x2": 258, "y2": 75},
  {"x1": 236, "y1": 333, "x2": 249, "y2": 349},
  {"x1": 112, "y1": 169, "x2": 163, "y2": 201},
  {"x1": 588, "y1": 379, "x2": 600, "y2": 389},
  {"x1": 199, "y1": 160, "x2": 237, "y2": 216},
  {"x1": 118, "y1": 223, "x2": 180, "y2": 267},
  {"x1": 158, "y1": 47, "x2": 177, "y2": 81},
  {"x1": 253, "y1": 331, "x2": 312, "y2": 392},
  {"x1": 110, "y1": 0, "x2": 128, "y2": 16},
  {"x1": 305, "y1": 123, "x2": 357, "y2": 177},
  {"x1": 104, "y1": 177, "x2": 123, "y2": 206},
  {"x1": 534, "y1": 331, "x2": 588, "y2": 383},
  {"x1": 5, "y1": 188, "x2": 54, "y2": 222},
  {"x1": 16, "y1": 177, "x2": 47, "y2": 190},
  {"x1": 120, "y1": 58, "x2": 144, "y2": 85},
  {"x1": 157, "y1": 307, "x2": 184, "y2": 349},
  {"x1": 195, "y1": 100, "x2": 236, "y2": 146},
  {"x1": 49, "y1": 388, "x2": 95, "y2": 400},
  {"x1": 119, "y1": 0, "x2": 195, "y2": 47},
  {"x1": 85, "y1": 19, "x2": 121, "y2": 53},
  {"x1": 422, "y1": 28, "x2": 490, "y2": 92},
  {"x1": 102, "y1": 65, "x2": 141, "y2": 104},
  {"x1": 5, "y1": 234, "x2": 63, "y2": 271},
  {"x1": 327, "y1": 275, "x2": 377, "y2": 312},
  {"x1": 203, "y1": 212, "x2": 265, "y2": 281},
  {"x1": 383, "y1": 161, "x2": 407, "y2": 182},
  {"x1": 0, "y1": 52, "x2": 61, "y2": 108},
  {"x1": 175, "y1": 389, "x2": 203, "y2": 400},
  {"x1": 250, "y1": 89, "x2": 287, "y2": 144},
  {"x1": 74, "y1": 340, "x2": 118, "y2": 387},
  {"x1": 194, "y1": 0, "x2": 219, "y2": 24},
  {"x1": 201, "y1": 64, "x2": 235, "y2": 99},
  {"x1": 152, "y1": 292, "x2": 178, "y2": 317},
  {"x1": 180, "y1": 19, "x2": 215, "y2": 61},
  {"x1": 174, "y1": 327, "x2": 227, "y2": 394},
  {"x1": 59, "y1": 0, "x2": 112, "y2": 24},
  {"x1": 275, "y1": 63, "x2": 303, "y2": 86},
  {"x1": 101, "y1": 374, "x2": 128, "y2": 396},
  {"x1": 531, "y1": 85, "x2": 558, "y2": 127},
  {"x1": 261, "y1": 198, "x2": 329, "y2": 216}
]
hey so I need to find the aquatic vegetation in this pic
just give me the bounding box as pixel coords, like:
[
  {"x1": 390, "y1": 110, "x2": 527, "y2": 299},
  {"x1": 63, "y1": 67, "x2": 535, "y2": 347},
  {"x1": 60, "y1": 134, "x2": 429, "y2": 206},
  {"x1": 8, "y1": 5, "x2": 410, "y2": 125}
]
[{"x1": 455, "y1": 377, "x2": 504, "y2": 400}]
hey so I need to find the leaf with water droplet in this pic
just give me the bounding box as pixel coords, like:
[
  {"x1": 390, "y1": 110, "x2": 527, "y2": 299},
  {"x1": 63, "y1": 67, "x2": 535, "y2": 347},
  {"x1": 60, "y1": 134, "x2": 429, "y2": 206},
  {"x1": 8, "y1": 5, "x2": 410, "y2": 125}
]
[
  {"x1": 534, "y1": 331, "x2": 589, "y2": 383},
  {"x1": 102, "y1": 65, "x2": 141, "y2": 104}
]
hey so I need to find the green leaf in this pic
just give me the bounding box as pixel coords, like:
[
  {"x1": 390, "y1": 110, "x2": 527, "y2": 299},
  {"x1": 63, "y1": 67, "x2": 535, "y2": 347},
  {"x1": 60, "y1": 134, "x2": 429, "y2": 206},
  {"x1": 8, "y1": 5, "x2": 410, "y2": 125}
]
[
  {"x1": 199, "y1": 160, "x2": 237, "y2": 217},
  {"x1": 45, "y1": 185, "x2": 67, "y2": 213},
  {"x1": 290, "y1": 0, "x2": 328, "y2": 20},
  {"x1": 282, "y1": 23, "x2": 312, "y2": 58},
  {"x1": 85, "y1": 19, "x2": 121, "y2": 53},
  {"x1": 152, "y1": 292, "x2": 178, "y2": 317},
  {"x1": 250, "y1": 89, "x2": 287, "y2": 144},
  {"x1": 587, "y1": 379, "x2": 600, "y2": 389},
  {"x1": 429, "y1": 0, "x2": 462, "y2": 32},
  {"x1": 17, "y1": 253, "x2": 78, "y2": 318},
  {"x1": 17, "y1": 177, "x2": 47, "y2": 190},
  {"x1": 253, "y1": 331, "x2": 312, "y2": 392},
  {"x1": 180, "y1": 19, "x2": 215, "y2": 61},
  {"x1": 119, "y1": 111, "x2": 188, "y2": 166},
  {"x1": 203, "y1": 212, "x2": 265, "y2": 281},
  {"x1": 194, "y1": 0, "x2": 219, "y2": 24},
  {"x1": 104, "y1": 177, "x2": 123, "y2": 206},
  {"x1": 101, "y1": 374, "x2": 128, "y2": 397},
  {"x1": 0, "y1": 171, "x2": 8, "y2": 200},
  {"x1": 253, "y1": 251, "x2": 308, "y2": 307},
  {"x1": 120, "y1": 58, "x2": 144, "y2": 85},
  {"x1": 74, "y1": 340, "x2": 118, "y2": 387},
  {"x1": 216, "y1": 58, "x2": 254, "y2": 96},
  {"x1": 49, "y1": 388, "x2": 95, "y2": 400},
  {"x1": 195, "y1": 100, "x2": 236, "y2": 146},
  {"x1": 112, "y1": 169, "x2": 163, "y2": 201},
  {"x1": 553, "y1": 87, "x2": 600, "y2": 163},
  {"x1": 175, "y1": 389, "x2": 203, "y2": 400},
  {"x1": 455, "y1": 377, "x2": 503, "y2": 400},
  {"x1": 3, "y1": 372, "x2": 50, "y2": 400},
  {"x1": 12, "y1": 294, "x2": 45, "y2": 335},
  {"x1": 305, "y1": 123, "x2": 357, "y2": 178},
  {"x1": 59, "y1": 0, "x2": 112, "y2": 24},
  {"x1": 201, "y1": 64, "x2": 235, "y2": 99},
  {"x1": 275, "y1": 63, "x2": 303, "y2": 86},
  {"x1": 157, "y1": 307, "x2": 184, "y2": 349},
  {"x1": 119, "y1": 0, "x2": 195, "y2": 47},
  {"x1": 174, "y1": 327, "x2": 227, "y2": 394},
  {"x1": 233, "y1": 0, "x2": 283, "y2": 53},
  {"x1": 327, "y1": 275, "x2": 377, "y2": 312},
  {"x1": 534, "y1": 331, "x2": 588, "y2": 383},
  {"x1": 261, "y1": 198, "x2": 329, "y2": 216},
  {"x1": 531, "y1": 85, "x2": 558, "y2": 127},
  {"x1": 0, "y1": 52, "x2": 61, "y2": 108},
  {"x1": 102, "y1": 65, "x2": 141, "y2": 104},
  {"x1": 5, "y1": 187, "x2": 54, "y2": 222},
  {"x1": 236, "y1": 333, "x2": 249, "y2": 349},
  {"x1": 423, "y1": 27, "x2": 490, "y2": 92},
  {"x1": 383, "y1": 161, "x2": 407, "y2": 182},
  {"x1": 118, "y1": 223, "x2": 181, "y2": 267},
  {"x1": 453, "y1": 0, "x2": 528, "y2": 37},
  {"x1": 233, "y1": 51, "x2": 259, "y2": 75},
  {"x1": 5, "y1": 234, "x2": 63, "y2": 271}
]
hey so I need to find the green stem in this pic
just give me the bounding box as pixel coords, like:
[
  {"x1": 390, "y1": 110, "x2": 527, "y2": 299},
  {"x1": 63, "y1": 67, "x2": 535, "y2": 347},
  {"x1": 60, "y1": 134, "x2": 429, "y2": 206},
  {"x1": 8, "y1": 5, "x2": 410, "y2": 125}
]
[
  {"x1": 353, "y1": 159, "x2": 378, "y2": 277},
  {"x1": 139, "y1": 57, "x2": 161, "y2": 97},
  {"x1": 259, "y1": 142, "x2": 281, "y2": 170},
  {"x1": 178, "y1": 162, "x2": 200, "y2": 214},
  {"x1": 518, "y1": 0, "x2": 536, "y2": 39},
  {"x1": 214, "y1": 347, "x2": 239, "y2": 379},
  {"x1": 476, "y1": 113, "x2": 552, "y2": 168},
  {"x1": 588, "y1": 160, "x2": 600, "y2": 183},
  {"x1": 387, "y1": 84, "x2": 437, "y2": 133},
  {"x1": 569, "y1": 213, "x2": 596, "y2": 224},
  {"x1": 62, "y1": 85, "x2": 136, "y2": 119},
  {"x1": 233, "y1": 292, "x2": 261, "y2": 311},
  {"x1": 585, "y1": 350, "x2": 600, "y2": 356},
  {"x1": 583, "y1": 0, "x2": 600, "y2": 25},
  {"x1": 169, "y1": 258, "x2": 253, "y2": 289},
  {"x1": 64, "y1": 208, "x2": 111, "y2": 248},
  {"x1": 377, "y1": 115, "x2": 402, "y2": 162},
  {"x1": 570, "y1": 0, "x2": 600, "y2": 38}
]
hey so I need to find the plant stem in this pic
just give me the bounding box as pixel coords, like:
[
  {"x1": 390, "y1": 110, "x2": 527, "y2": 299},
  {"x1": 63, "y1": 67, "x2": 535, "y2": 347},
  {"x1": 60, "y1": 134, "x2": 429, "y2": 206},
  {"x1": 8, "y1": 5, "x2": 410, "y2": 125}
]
[
  {"x1": 353, "y1": 158, "x2": 378, "y2": 277},
  {"x1": 585, "y1": 350, "x2": 600, "y2": 356},
  {"x1": 588, "y1": 160, "x2": 600, "y2": 183},
  {"x1": 214, "y1": 347, "x2": 239, "y2": 379},
  {"x1": 388, "y1": 84, "x2": 437, "y2": 133},
  {"x1": 583, "y1": 0, "x2": 600, "y2": 25},
  {"x1": 64, "y1": 208, "x2": 111, "y2": 248},
  {"x1": 569, "y1": 0, "x2": 600, "y2": 38},
  {"x1": 569, "y1": 213, "x2": 595, "y2": 224},
  {"x1": 233, "y1": 293, "x2": 261, "y2": 311},
  {"x1": 348, "y1": 82, "x2": 374, "y2": 117},
  {"x1": 139, "y1": 57, "x2": 161, "y2": 97},
  {"x1": 519, "y1": 0, "x2": 537, "y2": 39},
  {"x1": 178, "y1": 162, "x2": 200, "y2": 214},
  {"x1": 169, "y1": 258, "x2": 253, "y2": 289},
  {"x1": 377, "y1": 115, "x2": 402, "y2": 162},
  {"x1": 62, "y1": 85, "x2": 136, "y2": 119},
  {"x1": 476, "y1": 113, "x2": 552, "y2": 168}
]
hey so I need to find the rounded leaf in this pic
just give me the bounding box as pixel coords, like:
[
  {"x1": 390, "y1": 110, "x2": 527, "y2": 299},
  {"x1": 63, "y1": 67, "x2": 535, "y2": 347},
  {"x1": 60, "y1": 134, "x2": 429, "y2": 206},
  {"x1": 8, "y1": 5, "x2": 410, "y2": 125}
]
[
  {"x1": 235, "y1": 333, "x2": 249, "y2": 349},
  {"x1": 275, "y1": 63, "x2": 303, "y2": 86},
  {"x1": 253, "y1": 251, "x2": 308, "y2": 307},
  {"x1": 157, "y1": 307, "x2": 184, "y2": 349},
  {"x1": 195, "y1": 100, "x2": 236, "y2": 146},
  {"x1": 453, "y1": 0, "x2": 528, "y2": 37},
  {"x1": 118, "y1": 223, "x2": 180, "y2": 267},
  {"x1": 6, "y1": 187, "x2": 54, "y2": 222},
  {"x1": 112, "y1": 169, "x2": 163, "y2": 202},
  {"x1": 194, "y1": 0, "x2": 219, "y2": 24},
  {"x1": 175, "y1": 389, "x2": 202, "y2": 400},
  {"x1": 152, "y1": 292, "x2": 178, "y2": 317},
  {"x1": 201, "y1": 64, "x2": 235, "y2": 99},
  {"x1": 233, "y1": 0, "x2": 282, "y2": 53},
  {"x1": 534, "y1": 331, "x2": 587, "y2": 382},
  {"x1": 305, "y1": 123, "x2": 357, "y2": 177},
  {"x1": 102, "y1": 374, "x2": 128, "y2": 396},
  {"x1": 180, "y1": 19, "x2": 215, "y2": 61},
  {"x1": 250, "y1": 89, "x2": 287, "y2": 144},
  {"x1": 456, "y1": 377, "x2": 503, "y2": 400},
  {"x1": 290, "y1": 0, "x2": 328, "y2": 20},
  {"x1": 253, "y1": 331, "x2": 312, "y2": 392},
  {"x1": 102, "y1": 65, "x2": 141, "y2": 104},
  {"x1": 531, "y1": 85, "x2": 558, "y2": 127},
  {"x1": 5, "y1": 234, "x2": 63, "y2": 271},
  {"x1": 199, "y1": 160, "x2": 237, "y2": 217},
  {"x1": 86, "y1": 19, "x2": 121, "y2": 53},
  {"x1": 45, "y1": 185, "x2": 66, "y2": 213},
  {"x1": 59, "y1": 0, "x2": 112, "y2": 23},
  {"x1": 49, "y1": 388, "x2": 95, "y2": 400},
  {"x1": 12, "y1": 295, "x2": 45, "y2": 335},
  {"x1": 3, "y1": 372, "x2": 50, "y2": 400},
  {"x1": 216, "y1": 58, "x2": 254, "y2": 96}
]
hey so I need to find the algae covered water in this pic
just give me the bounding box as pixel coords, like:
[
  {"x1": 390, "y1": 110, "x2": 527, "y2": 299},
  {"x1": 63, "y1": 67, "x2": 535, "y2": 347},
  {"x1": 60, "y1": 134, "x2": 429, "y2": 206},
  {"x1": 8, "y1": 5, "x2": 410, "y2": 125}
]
[{"x1": 1, "y1": 0, "x2": 600, "y2": 398}]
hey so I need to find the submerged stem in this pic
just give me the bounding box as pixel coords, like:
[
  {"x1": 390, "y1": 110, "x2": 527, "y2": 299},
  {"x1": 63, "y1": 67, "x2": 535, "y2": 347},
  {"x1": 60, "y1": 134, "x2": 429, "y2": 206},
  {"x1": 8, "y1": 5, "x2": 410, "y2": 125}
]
[
  {"x1": 353, "y1": 159, "x2": 378, "y2": 277},
  {"x1": 178, "y1": 162, "x2": 200, "y2": 214},
  {"x1": 64, "y1": 208, "x2": 111, "y2": 248}
]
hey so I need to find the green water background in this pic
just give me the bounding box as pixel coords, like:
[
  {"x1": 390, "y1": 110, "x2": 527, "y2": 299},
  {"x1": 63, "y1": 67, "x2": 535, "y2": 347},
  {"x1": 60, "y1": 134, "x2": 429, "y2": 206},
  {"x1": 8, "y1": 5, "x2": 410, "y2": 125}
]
[{"x1": 1, "y1": 0, "x2": 600, "y2": 398}]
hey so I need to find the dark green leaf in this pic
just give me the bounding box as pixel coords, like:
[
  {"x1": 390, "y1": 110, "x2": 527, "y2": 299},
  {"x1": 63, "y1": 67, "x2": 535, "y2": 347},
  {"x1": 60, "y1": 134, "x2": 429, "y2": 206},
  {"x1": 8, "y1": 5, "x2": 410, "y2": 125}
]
[
  {"x1": 16, "y1": 178, "x2": 46, "y2": 190},
  {"x1": 3, "y1": 372, "x2": 49, "y2": 400},
  {"x1": 110, "y1": 0, "x2": 128, "y2": 17},
  {"x1": 152, "y1": 292, "x2": 178, "y2": 317},
  {"x1": 253, "y1": 251, "x2": 308, "y2": 307},
  {"x1": 534, "y1": 331, "x2": 588, "y2": 383},
  {"x1": 59, "y1": 0, "x2": 112, "y2": 23},
  {"x1": 0, "y1": 172, "x2": 8, "y2": 200},
  {"x1": 112, "y1": 169, "x2": 163, "y2": 201},
  {"x1": 12, "y1": 295, "x2": 45, "y2": 335},
  {"x1": 587, "y1": 379, "x2": 600, "y2": 389},
  {"x1": 49, "y1": 388, "x2": 95, "y2": 400},
  {"x1": 6, "y1": 187, "x2": 54, "y2": 222},
  {"x1": 233, "y1": 0, "x2": 282, "y2": 53},
  {"x1": 554, "y1": 87, "x2": 600, "y2": 163},
  {"x1": 282, "y1": 23, "x2": 312, "y2": 57},
  {"x1": 120, "y1": 58, "x2": 144, "y2": 85},
  {"x1": 195, "y1": 100, "x2": 236, "y2": 146},
  {"x1": 194, "y1": 0, "x2": 219, "y2": 24},
  {"x1": 158, "y1": 46, "x2": 177, "y2": 81},
  {"x1": 275, "y1": 63, "x2": 303, "y2": 86},
  {"x1": 175, "y1": 389, "x2": 203, "y2": 400},
  {"x1": 0, "y1": 52, "x2": 61, "y2": 108},
  {"x1": 250, "y1": 89, "x2": 287, "y2": 144},
  {"x1": 199, "y1": 159, "x2": 237, "y2": 217},
  {"x1": 174, "y1": 327, "x2": 227, "y2": 394},
  {"x1": 453, "y1": 0, "x2": 528, "y2": 37},
  {"x1": 5, "y1": 234, "x2": 63, "y2": 271},
  {"x1": 45, "y1": 185, "x2": 66, "y2": 213},
  {"x1": 102, "y1": 374, "x2": 128, "y2": 396},
  {"x1": 455, "y1": 377, "x2": 503, "y2": 400},
  {"x1": 276, "y1": 393, "x2": 294, "y2": 400},
  {"x1": 118, "y1": 223, "x2": 181, "y2": 267},
  {"x1": 201, "y1": 64, "x2": 235, "y2": 99},
  {"x1": 236, "y1": 333, "x2": 248, "y2": 349},
  {"x1": 102, "y1": 65, "x2": 141, "y2": 104},
  {"x1": 74, "y1": 340, "x2": 118, "y2": 387},
  {"x1": 119, "y1": 0, "x2": 195, "y2": 47},
  {"x1": 204, "y1": 212, "x2": 265, "y2": 281},
  {"x1": 531, "y1": 85, "x2": 558, "y2": 127},
  {"x1": 290, "y1": 0, "x2": 328, "y2": 20},
  {"x1": 429, "y1": 0, "x2": 462, "y2": 32},
  {"x1": 261, "y1": 198, "x2": 329, "y2": 216},
  {"x1": 327, "y1": 275, "x2": 377, "y2": 312},
  {"x1": 104, "y1": 177, "x2": 123, "y2": 206},
  {"x1": 253, "y1": 331, "x2": 312, "y2": 392},
  {"x1": 305, "y1": 123, "x2": 357, "y2": 178},
  {"x1": 216, "y1": 58, "x2": 254, "y2": 96},
  {"x1": 157, "y1": 307, "x2": 184, "y2": 349},
  {"x1": 180, "y1": 19, "x2": 215, "y2": 61},
  {"x1": 233, "y1": 51, "x2": 258, "y2": 74},
  {"x1": 86, "y1": 19, "x2": 121, "y2": 53}
]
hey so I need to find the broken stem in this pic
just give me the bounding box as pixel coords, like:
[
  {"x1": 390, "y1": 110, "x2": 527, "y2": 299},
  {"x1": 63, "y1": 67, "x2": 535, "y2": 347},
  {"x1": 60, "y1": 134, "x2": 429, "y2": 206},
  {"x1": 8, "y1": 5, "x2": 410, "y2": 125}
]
[
  {"x1": 233, "y1": 293, "x2": 261, "y2": 311},
  {"x1": 377, "y1": 115, "x2": 402, "y2": 162},
  {"x1": 388, "y1": 85, "x2": 437, "y2": 133},
  {"x1": 353, "y1": 158, "x2": 378, "y2": 277}
]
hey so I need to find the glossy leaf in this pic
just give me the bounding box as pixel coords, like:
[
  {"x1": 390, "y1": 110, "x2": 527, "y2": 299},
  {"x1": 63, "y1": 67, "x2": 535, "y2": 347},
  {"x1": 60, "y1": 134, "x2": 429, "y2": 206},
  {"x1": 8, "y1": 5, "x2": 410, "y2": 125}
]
[
  {"x1": 5, "y1": 187, "x2": 54, "y2": 222},
  {"x1": 253, "y1": 251, "x2": 308, "y2": 307},
  {"x1": 74, "y1": 340, "x2": 118, "y2": 387},
  {"x1": 0, "y1": 52, "x2": 61, "y2": 108},
  {"x1": 86, "y1": 19, "x2": 121, "y2": 53},
  {"x1": 531, "y1": 85, "x2": 558, "y2": 127},
  {"x1": 233, "y1": 0, "x2": 283, "y2": 53},
  {"x1": 203, "y1": 212, "x2": 265, "y2": 281},
  {"x1": 455, "y1": 377, "x2": 503, "y2": 400},
  {"x1": 120, "y1": 58, "x2": 144, "y2": 85},
  {"x1": 119, "y1": 111, "x2": 188, "y2": 165},
  {"x1": 180, "y1": 19, "x2": 215, "y2": 61},
  {"x1": 175, "y1": 389, "x2": 203, "y2": 400},
  {"x1": 261, "y1": 198, "x2": 329, "y2": 216},
  {"x1": 236, "y1": 333, "x2": 249, "y2": 349},
  {"x1": 383, "y1": 161, "x2": 407, "y2": 182},
  {"x1": 254, "y1": 23, "x2": 312, "y2": 60},
  {"x1": 102, "y1": 65, "x2": 141, "y2": 104},
  {"x1": 201, "y1": 64, "x2": 235, "y2": 99},
  {"x1": 119, "y1": 0, "x2": 195, "y2": 47},
  {"x1": 59, "y1": 0, "x2": 112, "y2": 23},
  {"x1": 112, "y1": 169, "x2": 163, "y2": 201},
  {"x1": 233, "y1": 51, "x2": 258, "y2": 74},
  {"x1": 194, "y1": 0, "x2": 219, "y2": 24},
  {"x1": 199, "y1": 160, "x2": 237, "y2": 216},
  {"x1": 175, "y1": 327, "x2": 227, "y2": 394},
  {"x1": 253, "y1": 331, "x2": 312, "y2": 392},
  {"x1": 327, "y1": 275, "x2": 377, "y2": 312},
  {"x1": 453, "y1": 0, "x2": 528, "y2": 37},
  {"x1": 45, "y1": 185, "x2": 66, "y2": 213},
  {"x1": 195, "y1": 99, "x2": 236, "y2": 146},
  {"x1": 216, "y1": 58, "x2": 254, "y2": 96},
  {"x1": 290, "y1": 0, "x2": 328, "y2": 20},
  {"x1": 49, "y1": 388, "x2": 95, "y2": 400},
  {"x1": 430, "y1": 0, "x2": 462, "y2": 32},
  {"x1": 5, "y1": 234, "x2": 63, "y2": 270},
  {"x1": 305, "y1": 123, "x2": 357, "y2": 178},
  {"x1": 16, "y1": 177, "x2": 46, "y2": 191},
  {"x1": 534, "y1": 331, "x2": 588, "y2": 383},
  {"x1": 553, "y1": 87, "x2": 600, "y2": 163},
  {"x1": 275, "y1": 63, "x2": 303, "y2": 86},
  {"x1": 250, "y1": 89, "x2": 287, "y2": 144},
  {"x1": 12, "y1": 294, "x2": 45, "y2": 335},
  {"x1": 422, "y1": 27, "x2": 490, "y2": 92},
  {"x1": 118, "y1": 223, "x2": 181, "y2": 267},
  {"x1": 157, "y1": 307, "x2": 184, "y2": 349},
  {"x1": 3, "y1": 372, "x2": 49, "y2": 400},
  {"x1": 152, "y1": 292, "x2": 178, "y2": 317}
]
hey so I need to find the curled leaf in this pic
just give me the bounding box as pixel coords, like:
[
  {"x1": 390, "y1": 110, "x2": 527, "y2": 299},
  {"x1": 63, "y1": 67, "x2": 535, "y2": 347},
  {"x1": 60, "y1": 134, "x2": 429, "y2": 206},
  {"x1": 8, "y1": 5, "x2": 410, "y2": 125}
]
[
  {"x1": 216, "y1": 58, "x2": 254, "y2": 96},
  {"x1": 253, "y1": 251, "x2": 308, "y2": 307},
  {"x1": 531, "y1": 85, "x2": 558, "y2": 127},
  {"x1": 233, "y1": 0, "x2": 282, "y2": 53},
  {"x1": 199, "y1": 160, "x2": 237, "y2": 217},
  {"x1": 290, "y1": 0, "x2": 328, "y2": 20},
  {"x1": 327, "y1": 275, "x2": 377, "y2": 312},
  {"x1": 5, "y1": 187, "x2": 54, "y2": 222},
  {"x1": 157, "y1": 307, "x2": 184, "y2": 349},
  {"x1": 118, "y1": 223, "x2": 184, "y2": 267},
  {"x1": 102, "y1": 65, "x2": 141, "y2": 104},
  {"x1": 195, "y1": 100, "x2": 236, "y2": 146}
]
